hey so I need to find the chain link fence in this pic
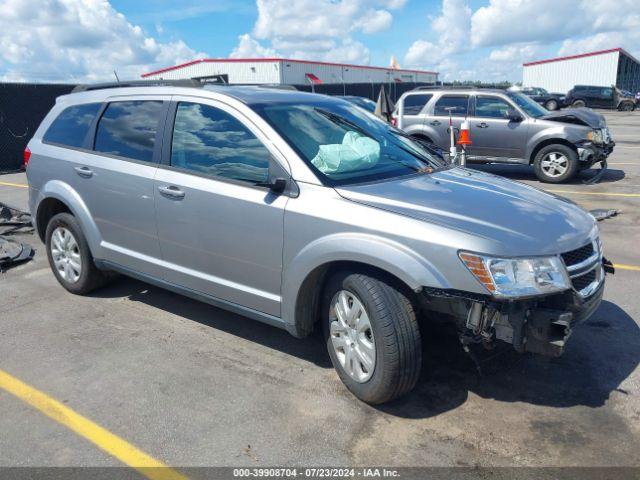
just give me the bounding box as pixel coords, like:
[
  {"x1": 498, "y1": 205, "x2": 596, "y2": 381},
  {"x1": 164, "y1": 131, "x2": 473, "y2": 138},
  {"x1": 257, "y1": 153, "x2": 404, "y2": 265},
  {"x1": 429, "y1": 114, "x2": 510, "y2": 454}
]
[{"x1": 0, "y1": 83, "x2": 76, "y2": 173}]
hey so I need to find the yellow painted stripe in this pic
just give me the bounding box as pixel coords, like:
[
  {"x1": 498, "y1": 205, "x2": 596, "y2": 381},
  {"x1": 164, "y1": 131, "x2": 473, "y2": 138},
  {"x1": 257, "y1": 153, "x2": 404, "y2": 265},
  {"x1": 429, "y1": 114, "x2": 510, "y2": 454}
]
[
  {"x1": 0, "y1": 181, "x2": 28, "y2": 188},
  {"x1": 0, "y1": 368, "x2": 187, "y2": 480},
  {"x1": 613, "y1": 263, "x2": 640, "y2": 272},
  {"x1": 608, "y1": 162, "x2": 639, "y2": 165},
  {"x1": 547, "y1": 189, "x2": 640, "y2": 198}
]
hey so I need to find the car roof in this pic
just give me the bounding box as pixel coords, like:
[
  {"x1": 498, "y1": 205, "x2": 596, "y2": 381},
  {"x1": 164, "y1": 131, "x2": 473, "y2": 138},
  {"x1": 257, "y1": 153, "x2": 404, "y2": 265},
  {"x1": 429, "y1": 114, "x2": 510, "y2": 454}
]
[{"x1": 59, "y1": 83, "x2": 335, "y2": 107}]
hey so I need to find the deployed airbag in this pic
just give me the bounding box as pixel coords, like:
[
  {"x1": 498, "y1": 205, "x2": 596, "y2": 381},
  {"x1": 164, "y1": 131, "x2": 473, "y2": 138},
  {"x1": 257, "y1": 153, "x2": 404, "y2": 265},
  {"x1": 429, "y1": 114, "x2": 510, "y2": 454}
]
[{"x1": 311, "y1": 131, "x2": 380, "y2": 174}]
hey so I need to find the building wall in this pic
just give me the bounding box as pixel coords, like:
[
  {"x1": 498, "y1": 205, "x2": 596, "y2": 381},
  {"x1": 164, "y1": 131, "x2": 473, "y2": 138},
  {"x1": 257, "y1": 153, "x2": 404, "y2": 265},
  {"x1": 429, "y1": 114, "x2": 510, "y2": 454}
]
[
  {"x1": 523, "y1": 51, "x2": 620, "y2": 93},
  {"x1": 143, "y1": 59, "x2": 437, "y2": 85}
]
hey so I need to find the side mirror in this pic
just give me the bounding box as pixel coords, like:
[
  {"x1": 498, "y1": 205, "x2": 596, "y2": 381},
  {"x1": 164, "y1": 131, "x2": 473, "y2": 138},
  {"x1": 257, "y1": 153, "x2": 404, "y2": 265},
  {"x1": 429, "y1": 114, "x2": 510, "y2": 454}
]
[
  {"x1": 256, "y1": 177, "x2": 287, "y2": 194},
  {"x1": 507, "y1": 109, "x2": 523, "y2": 122}
]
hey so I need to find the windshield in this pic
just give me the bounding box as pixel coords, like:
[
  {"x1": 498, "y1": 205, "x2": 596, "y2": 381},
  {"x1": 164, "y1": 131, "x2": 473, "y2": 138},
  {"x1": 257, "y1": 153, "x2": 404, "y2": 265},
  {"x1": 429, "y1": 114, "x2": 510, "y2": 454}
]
[
  {"x1": 344, "y1": 96, "x2": 377, "y2": 112},
  {"x1": 507, "y1": 92, "x2": 548, "y2": 118},
  {"x1": 254, "y1": 100, "x2": 445, "y2": 186}
]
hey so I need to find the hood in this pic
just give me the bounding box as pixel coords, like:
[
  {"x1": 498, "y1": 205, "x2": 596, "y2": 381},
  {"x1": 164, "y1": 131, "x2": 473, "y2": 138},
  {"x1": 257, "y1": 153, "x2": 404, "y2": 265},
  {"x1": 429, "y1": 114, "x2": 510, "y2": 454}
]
[
  {"x1": 336, "y1": 168, "x2": 596, "y2": 256},
  {"x1": 541, "y1": 108, "x2": 605, "y2": 128}
]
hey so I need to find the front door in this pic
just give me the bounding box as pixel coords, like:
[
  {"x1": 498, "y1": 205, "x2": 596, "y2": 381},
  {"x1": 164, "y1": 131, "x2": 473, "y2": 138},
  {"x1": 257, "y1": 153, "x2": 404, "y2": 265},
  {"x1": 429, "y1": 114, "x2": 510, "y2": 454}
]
[
  {"x1": 154, "y1": 99, "x2": 288, "y2": 316},
  {"x1": 467, "y1": 95, "x2": 529, "y2": 161}
]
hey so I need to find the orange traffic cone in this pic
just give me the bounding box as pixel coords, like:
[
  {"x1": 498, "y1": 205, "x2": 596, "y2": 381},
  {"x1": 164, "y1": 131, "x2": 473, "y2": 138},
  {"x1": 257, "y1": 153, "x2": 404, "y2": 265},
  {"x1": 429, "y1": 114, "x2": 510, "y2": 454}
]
[{"x1": 457, "y1": 119, "x2": 472, "y2": 146}]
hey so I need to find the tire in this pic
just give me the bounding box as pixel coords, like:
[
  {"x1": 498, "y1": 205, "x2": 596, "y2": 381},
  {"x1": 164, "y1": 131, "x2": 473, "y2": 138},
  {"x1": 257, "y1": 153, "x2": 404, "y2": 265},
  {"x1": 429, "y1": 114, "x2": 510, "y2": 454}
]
[
  {"x1": 545, "y1": 99, "x2": 558, "y2": 111},
  {"x1": 45, "y1": 212, "x2": 111, "y2": 294},
  {"x1": 533, "y1": 144, "x2": 579, "y2": 183},
  {"x1": 572, "y1": 99, "x2": 586, "y2": 108},
  {"x1": 321, "y1": 271, "x2": 422, "y2": 404}
]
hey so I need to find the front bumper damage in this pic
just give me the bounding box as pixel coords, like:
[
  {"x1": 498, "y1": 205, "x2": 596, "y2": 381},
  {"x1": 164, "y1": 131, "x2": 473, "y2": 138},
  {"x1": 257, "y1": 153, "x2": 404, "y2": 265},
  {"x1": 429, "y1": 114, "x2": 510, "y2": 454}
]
[{"x1": 420, "y1": 258, "x2": 611, "y2": 358}]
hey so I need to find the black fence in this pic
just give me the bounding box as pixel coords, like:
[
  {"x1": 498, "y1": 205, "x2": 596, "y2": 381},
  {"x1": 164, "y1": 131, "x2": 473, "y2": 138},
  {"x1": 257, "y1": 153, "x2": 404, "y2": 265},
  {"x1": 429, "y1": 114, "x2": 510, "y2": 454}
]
[
  {"x1": 292, "y1": 81, "x2": 434, "y2": 102},
  {"x1": 0, "y1": 83, "x2": 75, "y2": 173},
  {"x1": 0, "y1": 80, "x2": 433, "y2": 174}
]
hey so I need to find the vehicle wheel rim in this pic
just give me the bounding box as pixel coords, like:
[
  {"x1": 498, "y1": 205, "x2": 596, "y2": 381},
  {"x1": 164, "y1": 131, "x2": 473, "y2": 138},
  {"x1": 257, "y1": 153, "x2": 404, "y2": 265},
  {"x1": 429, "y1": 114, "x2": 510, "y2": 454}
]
[
  {"x1": 541, "y1": 152, "x2": 569, "y2": 178},
  {"x1": 51, "y1": 227, "x2": 82, "y2": 283},
  {"x1": 329, "y1": 290, "x2": 375, "y2": 383},
  {"x1": 548, "y1": 101, "x2": 557, "y2": 110}
]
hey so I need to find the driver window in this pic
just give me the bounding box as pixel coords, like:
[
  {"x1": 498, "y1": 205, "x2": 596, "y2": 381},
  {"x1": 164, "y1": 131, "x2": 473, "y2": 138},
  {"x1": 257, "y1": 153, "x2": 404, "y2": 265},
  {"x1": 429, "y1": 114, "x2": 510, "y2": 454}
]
[{"x1": 475, "y1": 96, "x2": 512, "y2": 119}]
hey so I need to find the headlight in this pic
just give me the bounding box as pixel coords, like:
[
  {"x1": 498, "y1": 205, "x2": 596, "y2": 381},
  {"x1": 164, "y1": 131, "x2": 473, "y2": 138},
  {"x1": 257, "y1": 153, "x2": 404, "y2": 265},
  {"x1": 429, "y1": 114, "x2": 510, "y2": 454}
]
[
  {"x1": 587, "y1": 129, "x2": 604, "y2": 144},
  {"x1": 459, "y1": 252, "x2": 571, "y2": 298}
]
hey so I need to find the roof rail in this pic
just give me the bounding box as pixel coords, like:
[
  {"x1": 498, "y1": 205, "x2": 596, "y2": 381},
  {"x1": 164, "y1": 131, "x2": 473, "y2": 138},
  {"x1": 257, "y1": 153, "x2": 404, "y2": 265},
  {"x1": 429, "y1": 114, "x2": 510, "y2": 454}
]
[
  {"x1": 71, "y1": 79, "x2": 203, "y2": 93},
  {"x1": 412, "y1": 85, "x2": 507, "y2": 91}
]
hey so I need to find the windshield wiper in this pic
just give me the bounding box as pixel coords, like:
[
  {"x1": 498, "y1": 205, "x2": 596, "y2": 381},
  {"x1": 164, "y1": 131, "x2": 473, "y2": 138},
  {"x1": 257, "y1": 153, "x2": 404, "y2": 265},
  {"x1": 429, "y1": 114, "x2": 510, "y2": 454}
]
[{"x1": 314, "y1": 108, "x2": 371, "y2": 137}]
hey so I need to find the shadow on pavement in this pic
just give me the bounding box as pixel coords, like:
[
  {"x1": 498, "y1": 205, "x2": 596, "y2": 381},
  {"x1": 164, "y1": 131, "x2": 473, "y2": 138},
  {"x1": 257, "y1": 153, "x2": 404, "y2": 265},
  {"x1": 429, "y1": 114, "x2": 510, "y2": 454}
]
[
  {"x1": 470, "y1": 164, "x2": 626, "y2": 185},
  {"x1": 93, "y1": 279, "x2": 639, "y2": 418}
]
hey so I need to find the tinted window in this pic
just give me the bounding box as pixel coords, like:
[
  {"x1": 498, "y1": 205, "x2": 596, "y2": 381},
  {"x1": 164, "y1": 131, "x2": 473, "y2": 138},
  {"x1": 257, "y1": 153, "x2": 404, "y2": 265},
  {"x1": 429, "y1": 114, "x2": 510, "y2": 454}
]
[
  {"x1": 403, "y1": 94, "x2": 433, "y2": 115},
  {"x1": 475, "y1": 96, "x2": 512, "y2": 119},
  {"x1": 433, "y1": 95, "x2": 469, "y2": 116},
  {"x1": 171, "y1": 102, "x2": 270, "y2": 183},
  {"x1": 94, "y1": 101, "x2": 163, "y2": 162},
  {"x1": 43, "y1": 103, "x2": 101, "y2": 148}
]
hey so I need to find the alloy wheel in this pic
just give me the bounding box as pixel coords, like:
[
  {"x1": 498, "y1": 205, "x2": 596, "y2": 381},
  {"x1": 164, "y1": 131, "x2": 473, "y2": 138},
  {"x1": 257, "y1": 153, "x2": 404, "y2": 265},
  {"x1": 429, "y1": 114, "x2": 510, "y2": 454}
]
[
  {"x1": 540, "y1": 152, "x2": 568, "y2": 178},
  {"x1": 50, "y1": 226, "x2": 82, "y2": 283},
  {"x1": 329, "y1": 290, "x2": 376, "y2": 383}
]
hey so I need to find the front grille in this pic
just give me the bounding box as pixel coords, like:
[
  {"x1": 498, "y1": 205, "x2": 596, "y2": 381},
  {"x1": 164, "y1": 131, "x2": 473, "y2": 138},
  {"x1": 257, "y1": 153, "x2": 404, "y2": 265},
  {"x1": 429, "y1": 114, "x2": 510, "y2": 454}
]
[
  {"x1": 572, "y1": 269, "x2": 596, "y2": 291},
  {"x1": 561, "y1": 243, "x2": 594, "y2": 267}
]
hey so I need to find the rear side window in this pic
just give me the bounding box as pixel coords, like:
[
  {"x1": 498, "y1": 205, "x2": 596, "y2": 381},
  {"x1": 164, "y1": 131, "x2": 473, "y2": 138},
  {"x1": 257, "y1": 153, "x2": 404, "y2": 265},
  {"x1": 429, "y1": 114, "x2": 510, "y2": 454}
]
[
  {"x1": 434, "y1": 95, "x2": 469, "y2": 116},
  {"x1": 170, "y1": 102, "x2": 270, "y2": 184},
  {"x1": 94, "y1": 101, "x2": 164, "y2": 162},
  {"x1": 402, "y1": 94, "x2": 433, "y2": 115},
  {"x1": 43, "y1": 103, "x2": 101, "y2": 148}
]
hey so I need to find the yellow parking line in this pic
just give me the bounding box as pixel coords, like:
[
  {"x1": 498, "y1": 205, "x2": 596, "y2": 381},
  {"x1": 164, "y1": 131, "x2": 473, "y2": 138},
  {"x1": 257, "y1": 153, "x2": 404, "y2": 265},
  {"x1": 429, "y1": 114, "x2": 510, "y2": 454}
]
[
  {"x1": 547, "y1": 189, "x2": 640, "y2": 198},
  {"x1": 613, "y1": 263, "x2": 640, "y2": 272},
  {"x1": 0, "y1": 181, "x2": 28, "y2": 188},
  {"x1": 0, "y1": 368, "x2": 187, "y2": 480},
  {"x1": 608, "y1": 162, "x2": 638, "y2": 165}
]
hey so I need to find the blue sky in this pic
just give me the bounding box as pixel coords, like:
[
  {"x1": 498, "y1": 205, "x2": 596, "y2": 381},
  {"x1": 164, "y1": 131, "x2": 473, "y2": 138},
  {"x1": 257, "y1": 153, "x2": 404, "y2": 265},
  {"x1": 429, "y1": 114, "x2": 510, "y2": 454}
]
[{"x1": 1, "y1": 0, "x2": 637, "y2": 83}]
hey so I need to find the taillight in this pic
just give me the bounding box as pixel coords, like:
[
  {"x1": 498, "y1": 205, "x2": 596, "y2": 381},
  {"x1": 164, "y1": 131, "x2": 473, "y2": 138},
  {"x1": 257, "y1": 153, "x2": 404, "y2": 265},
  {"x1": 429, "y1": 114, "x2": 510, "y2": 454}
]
[
  {"x1": 391, "y1": 117, "x2": 397, "y2": 127},
  {"x1": 23, "y1": 146, "x2": 31, "y2": 167}
]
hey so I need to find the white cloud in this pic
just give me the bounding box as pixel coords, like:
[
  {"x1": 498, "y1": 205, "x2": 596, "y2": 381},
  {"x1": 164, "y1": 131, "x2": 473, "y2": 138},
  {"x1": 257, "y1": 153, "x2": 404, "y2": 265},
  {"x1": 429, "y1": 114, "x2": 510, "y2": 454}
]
[
  {"x1": 230, "y1": 34, "x2": 278, "y2": 58},
  {"x1": 403, "y1": 0, "x2": 471, "y2": 68},
  {"x1": 232, "y1": 0, "x2": 401, "y2": 65},
  {"x1": 0, "y1": 0, "x2": 205, "y2": 82}
]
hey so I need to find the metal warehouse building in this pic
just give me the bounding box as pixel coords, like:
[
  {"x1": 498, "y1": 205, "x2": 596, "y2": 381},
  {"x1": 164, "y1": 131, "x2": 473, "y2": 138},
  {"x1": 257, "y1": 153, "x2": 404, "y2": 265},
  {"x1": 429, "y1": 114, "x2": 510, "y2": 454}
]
[
  {"x1": 523, "y1": 48, "x2": 640, "y2": 94},
  {"x1": 141, "y1": 58, "x2": 438, "y2": 86}
]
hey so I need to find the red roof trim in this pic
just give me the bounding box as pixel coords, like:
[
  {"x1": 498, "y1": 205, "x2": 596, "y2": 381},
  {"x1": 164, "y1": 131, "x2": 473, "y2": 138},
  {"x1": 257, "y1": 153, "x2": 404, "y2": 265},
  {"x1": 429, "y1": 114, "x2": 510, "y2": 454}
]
[
  {"x1": 141, "y1": 58, "x2": 438, "y2": 78},
  {"x1": 522, "y1": 48, "x2": 635, "y2": 67},
  {"x1": 305, "y1": 73, "x2": 322, "y2": 85}
]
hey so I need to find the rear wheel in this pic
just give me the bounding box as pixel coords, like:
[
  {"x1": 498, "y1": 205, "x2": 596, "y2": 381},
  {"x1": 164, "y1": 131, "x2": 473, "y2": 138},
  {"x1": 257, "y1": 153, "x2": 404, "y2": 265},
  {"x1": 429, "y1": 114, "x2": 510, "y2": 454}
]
[
  {"x1": 533, "y1": 144, "x2": 579, "y2": 183},
  {"x1": 45, "y1": 213, "x2": 111, "y2": 294},
  {"x1": 322, "y1": 271, "x2": 422, "y2": 404},
  {"x1": 572, "y1": 99, "x2": 586, "y2": 108},
  {"x1": 545, "y1": 99, "x2": 558, "y2": 111}
]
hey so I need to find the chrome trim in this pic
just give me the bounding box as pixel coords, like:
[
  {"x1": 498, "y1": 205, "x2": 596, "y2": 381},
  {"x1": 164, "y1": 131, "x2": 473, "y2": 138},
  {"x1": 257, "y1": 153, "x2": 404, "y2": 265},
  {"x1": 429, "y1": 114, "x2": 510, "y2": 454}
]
[{"x1": 563, "y1": 238, "x2": 603, "y2": 298}]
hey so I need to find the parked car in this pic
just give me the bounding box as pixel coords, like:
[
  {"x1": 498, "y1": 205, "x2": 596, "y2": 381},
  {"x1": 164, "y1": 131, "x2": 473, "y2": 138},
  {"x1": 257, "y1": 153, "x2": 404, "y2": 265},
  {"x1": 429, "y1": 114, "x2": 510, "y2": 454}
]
[
  {"x1": 26, "y1": 83, "x2": 609, "y2": 404},
  {"x1": 392, "y1": 87, "x2": 615, "y2": 183},
  {"x1": 565, "y1": 85, "x2": 635, "y2": 110},
  {"x1": 340, "y1": 95, "x2": 377, "y2": 113},
  {"x1": 520, "y1": 86, "x2": 566, "y2": 111}
]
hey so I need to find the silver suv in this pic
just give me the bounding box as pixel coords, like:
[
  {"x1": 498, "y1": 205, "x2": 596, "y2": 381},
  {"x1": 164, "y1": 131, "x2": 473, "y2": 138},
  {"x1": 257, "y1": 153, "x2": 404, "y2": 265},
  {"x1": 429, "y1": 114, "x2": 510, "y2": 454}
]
[
  {"x1": 27, "y1": 83, "x2": 608, "y2": 404},
  {"x1": 392, "y1": 87, "x2": 615, "y2": 183}
]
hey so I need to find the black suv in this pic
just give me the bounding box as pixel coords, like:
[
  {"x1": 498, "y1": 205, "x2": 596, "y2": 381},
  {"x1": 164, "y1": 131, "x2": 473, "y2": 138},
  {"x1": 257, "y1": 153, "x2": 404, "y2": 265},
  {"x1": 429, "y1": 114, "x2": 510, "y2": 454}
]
[
  {"x1": 566, "y1": 85, "x2": 636, "y2": 110},
  {"x1": 520, "y1": 87, "x2": 565, "y2": 111}
]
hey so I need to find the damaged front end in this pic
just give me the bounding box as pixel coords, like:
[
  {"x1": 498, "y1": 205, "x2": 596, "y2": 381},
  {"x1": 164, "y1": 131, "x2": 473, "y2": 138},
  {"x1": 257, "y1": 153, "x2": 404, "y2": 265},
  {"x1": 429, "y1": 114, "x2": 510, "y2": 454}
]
[{"x1": 420, "y1": 246, "x2": 612, "y2": 358}]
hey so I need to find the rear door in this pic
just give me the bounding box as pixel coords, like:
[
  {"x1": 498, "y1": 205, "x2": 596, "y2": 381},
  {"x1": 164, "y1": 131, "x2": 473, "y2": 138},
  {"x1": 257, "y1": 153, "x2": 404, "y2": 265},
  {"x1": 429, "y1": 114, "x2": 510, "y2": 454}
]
[
  {"x1": 398, "y1": 93, "x2": 432, "y2": 130},
  {"x1": 60, "y1": 97, "x2": 168, "y2": 277},
  {"x1": 426, "y1": 94, "x2": 471, "y2": 150},
  {"x1": 467, "y1": 94, "x2": 528, "y2": 161},
  {"x1": 153, "y1": 97, "x2": 288, "y2": 316}
]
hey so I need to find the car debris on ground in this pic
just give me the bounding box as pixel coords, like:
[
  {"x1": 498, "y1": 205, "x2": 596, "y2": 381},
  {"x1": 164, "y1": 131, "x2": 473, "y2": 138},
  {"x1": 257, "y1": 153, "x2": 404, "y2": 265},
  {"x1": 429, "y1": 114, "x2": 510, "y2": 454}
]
[{"x1": 0, "y1": 202, "x2": 34, "y2": 271}]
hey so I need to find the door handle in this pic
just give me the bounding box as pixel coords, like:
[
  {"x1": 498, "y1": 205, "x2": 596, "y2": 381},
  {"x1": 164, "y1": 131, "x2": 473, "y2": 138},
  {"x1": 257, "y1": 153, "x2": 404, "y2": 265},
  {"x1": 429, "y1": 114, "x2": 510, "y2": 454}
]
[
  {"x1": 74, "y1": 166, "x2": 93, "y2": 178},
  {"x1": 430, "y1": 120, "x2": 441, "y2": 126},
  {"x1": 158, "y1": 185, "x2": 185, "y2": 199},
  {"x1": 476, "y1": 122, "x2": 489, "y2": 128}
]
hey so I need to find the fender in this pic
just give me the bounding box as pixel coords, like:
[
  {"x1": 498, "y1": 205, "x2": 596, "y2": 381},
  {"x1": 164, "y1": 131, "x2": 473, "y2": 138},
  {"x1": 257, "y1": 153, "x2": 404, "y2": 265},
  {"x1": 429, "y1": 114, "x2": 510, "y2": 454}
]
[
  {"x1": 525, "y1": 126, "x2": 571, "y2": 161},
  {"x1": 281, "y1": 232, "x2": 449, "y2": 334},
  {"x1": 37, "y1": 180, "x2": 102, "y2": 256}
]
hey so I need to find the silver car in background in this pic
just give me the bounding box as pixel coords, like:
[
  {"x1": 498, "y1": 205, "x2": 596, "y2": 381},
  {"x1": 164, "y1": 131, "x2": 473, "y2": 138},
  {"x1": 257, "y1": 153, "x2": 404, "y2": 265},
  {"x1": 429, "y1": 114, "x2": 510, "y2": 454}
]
[
  {"x1": 26, "y1": 83, "x2": 609, "y2": 404},
  {"x1": 392, "y1": 87, "x2": 615, "y2": 183}
]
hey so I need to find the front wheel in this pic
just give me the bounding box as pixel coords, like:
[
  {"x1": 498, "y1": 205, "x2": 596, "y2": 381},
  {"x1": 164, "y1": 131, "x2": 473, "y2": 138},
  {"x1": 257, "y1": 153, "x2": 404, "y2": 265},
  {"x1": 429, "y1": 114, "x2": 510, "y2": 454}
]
[
  {"x1": 572, "y1": 99, "x2": 586, "y2": 108},
  {"x1": 545, "y1": 99, "x2": 558, "y2": 111},
  {"x1": 322, "y1": 271, "x2": 422, "y2": 404},
  {"x1": 533, "y1": 144, "x2": 579, "y2": 183}
]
